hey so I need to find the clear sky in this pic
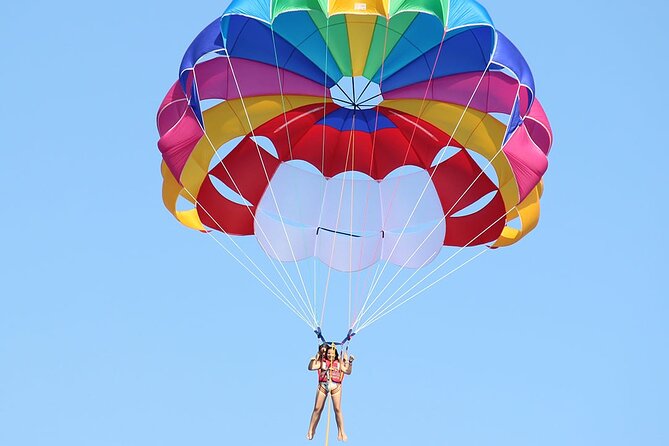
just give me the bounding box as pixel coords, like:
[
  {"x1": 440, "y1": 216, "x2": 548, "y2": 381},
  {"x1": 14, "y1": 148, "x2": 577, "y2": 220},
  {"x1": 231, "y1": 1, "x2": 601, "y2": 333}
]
[{"x1": 1, "y1": 1, "x2": 667, "y2": 445}]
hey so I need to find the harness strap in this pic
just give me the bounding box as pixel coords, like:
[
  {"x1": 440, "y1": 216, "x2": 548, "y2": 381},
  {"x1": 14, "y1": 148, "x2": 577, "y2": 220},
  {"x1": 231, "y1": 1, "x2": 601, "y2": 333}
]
[
  {"x1": 314, "y1": 327, "x2": 327, "y2": 344},
  {"x1": 314, "y1": 327, "x2": 356, "y2": 346}
]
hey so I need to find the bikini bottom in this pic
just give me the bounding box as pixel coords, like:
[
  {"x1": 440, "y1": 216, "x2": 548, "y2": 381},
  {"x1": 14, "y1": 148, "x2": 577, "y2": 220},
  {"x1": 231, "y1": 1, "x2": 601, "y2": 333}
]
[{"x1": 318, "y1": 382, "x2": 341, "y2": 395}]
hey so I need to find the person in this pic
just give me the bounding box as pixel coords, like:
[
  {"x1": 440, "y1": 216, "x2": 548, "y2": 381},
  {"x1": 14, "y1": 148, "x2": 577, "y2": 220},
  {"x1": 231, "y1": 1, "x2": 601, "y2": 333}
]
[{"x1": 306, "y1": 343, "x2": 354, "y2": 442}]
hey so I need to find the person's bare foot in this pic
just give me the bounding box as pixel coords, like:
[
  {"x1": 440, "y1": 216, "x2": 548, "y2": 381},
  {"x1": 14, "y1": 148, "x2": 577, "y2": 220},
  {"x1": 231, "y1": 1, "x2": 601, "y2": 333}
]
[
  {"x1": 306, "y1": 431, "x2": 314, "y2": 440},
  {"x1": 337, "y1": 431, "x2": 348, "y2": 442}
]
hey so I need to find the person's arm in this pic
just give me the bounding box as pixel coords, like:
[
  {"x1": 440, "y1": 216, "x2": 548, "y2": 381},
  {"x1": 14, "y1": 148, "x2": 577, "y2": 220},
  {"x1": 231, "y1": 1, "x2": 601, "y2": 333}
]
[
  {"x1": 341, "y1": 352, "x2": 354, "y2": 375},
  {"x1": 308, "y1": 350, "x2": 323, "y2": 370}
]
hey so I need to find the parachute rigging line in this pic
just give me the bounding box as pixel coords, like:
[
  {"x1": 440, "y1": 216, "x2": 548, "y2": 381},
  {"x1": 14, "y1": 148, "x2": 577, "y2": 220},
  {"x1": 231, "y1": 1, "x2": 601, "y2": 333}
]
[
  {"x1": 180, "y1": 186, "x2": 316, "y2": 328},
  {"x1": 363, "y1": 61, "x2": 495, "y2": 313},
  {"x1": 193, "y1": 118, "x2": 317, "y2": 324},
  {"x1": 357, "y1": 248, "x2": 489, "y2": 333},
  {"x1": 187, "y1": 62, "x2": 309, "y2": 311},
  {"x1": 361, "y1": 29, "x2": 453, "y2": 307},
  {"x1": 354, "y1": 38, "x2": 488, "y2": 326},
  {"x1": 222, "y1": 50, "x2": 318, "y2": 326},
  {"x1": 353, "y1": 76, "x2": 521, "y2": 331},
  {"x1": 320, "y1": 118, "x2": 357, "y2": 327},
  {"x1": 190, "y1": 65, "x2": 320, "y2": 327},
  {"x1": 355, "y1": 206, "x2": 515, "y2": 333}
]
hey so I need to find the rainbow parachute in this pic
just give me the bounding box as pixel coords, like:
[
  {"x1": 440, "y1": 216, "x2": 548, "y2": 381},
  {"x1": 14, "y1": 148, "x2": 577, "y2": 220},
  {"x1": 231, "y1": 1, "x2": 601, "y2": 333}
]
[{"x1": 156, "y1": 0, "x2": 553, "y2": 337}]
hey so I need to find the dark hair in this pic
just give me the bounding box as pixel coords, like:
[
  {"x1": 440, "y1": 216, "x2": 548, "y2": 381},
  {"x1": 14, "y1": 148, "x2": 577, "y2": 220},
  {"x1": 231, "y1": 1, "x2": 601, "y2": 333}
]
[{"x1": 325, "y1": 344, "x2": 339, "y2": 361}]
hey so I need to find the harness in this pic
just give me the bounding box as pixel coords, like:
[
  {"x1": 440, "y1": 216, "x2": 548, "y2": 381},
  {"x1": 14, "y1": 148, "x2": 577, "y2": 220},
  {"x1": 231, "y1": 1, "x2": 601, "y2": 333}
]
[{"x1": 319, "y1": 359, "x2": 343, "y2": 384}]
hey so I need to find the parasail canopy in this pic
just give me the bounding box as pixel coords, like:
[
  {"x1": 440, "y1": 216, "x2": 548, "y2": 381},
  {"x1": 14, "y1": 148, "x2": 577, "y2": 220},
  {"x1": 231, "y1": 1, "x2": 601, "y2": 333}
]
[{"x1": 156, "y1": 0, "x2": 554, "y2": 338}]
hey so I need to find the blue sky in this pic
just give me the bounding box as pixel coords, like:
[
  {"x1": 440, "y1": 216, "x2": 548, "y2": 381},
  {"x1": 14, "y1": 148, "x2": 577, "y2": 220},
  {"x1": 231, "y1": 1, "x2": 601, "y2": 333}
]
[{"x1": 1, "y1": 1, "x2": 667, "y2": 445}]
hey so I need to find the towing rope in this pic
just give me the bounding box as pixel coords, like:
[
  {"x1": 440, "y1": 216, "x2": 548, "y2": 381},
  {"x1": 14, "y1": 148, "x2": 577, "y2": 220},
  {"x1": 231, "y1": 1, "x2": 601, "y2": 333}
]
[{"x1": 324, "y1": 386, "x2": 333, "y2": 446}]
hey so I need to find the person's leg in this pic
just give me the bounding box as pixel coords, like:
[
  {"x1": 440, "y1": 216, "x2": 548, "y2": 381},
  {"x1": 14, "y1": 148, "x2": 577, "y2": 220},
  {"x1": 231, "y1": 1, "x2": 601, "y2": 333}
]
[
  {"x1": 331, "y1": 386, "x2": 347, "y2": 442},
  {"x1": 307, "y1": 386, "x2": 327, "y2": 440}
]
